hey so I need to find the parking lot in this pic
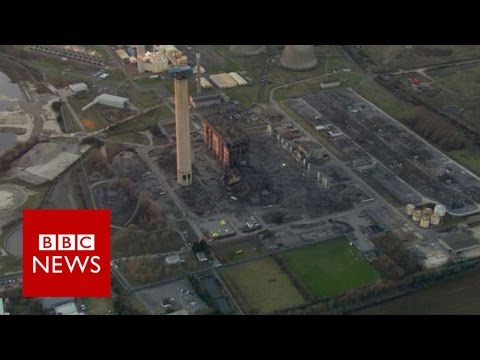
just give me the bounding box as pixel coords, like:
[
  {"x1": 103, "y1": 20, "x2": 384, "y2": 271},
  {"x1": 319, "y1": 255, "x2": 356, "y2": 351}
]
[{"x1": 136, "y1": 278, "x2": 209, "y2": 315}]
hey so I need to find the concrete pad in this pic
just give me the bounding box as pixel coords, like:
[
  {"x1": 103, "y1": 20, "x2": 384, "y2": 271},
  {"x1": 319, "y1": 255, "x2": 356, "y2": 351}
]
[{"x1": 25, "y1": 152, "x2": 80, "y2": 181}]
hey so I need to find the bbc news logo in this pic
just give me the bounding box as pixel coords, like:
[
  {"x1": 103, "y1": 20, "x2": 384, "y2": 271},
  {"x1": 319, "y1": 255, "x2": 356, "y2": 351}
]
[
  {"x1": 23, "y1": 210, "x2": 111, "y2": 298},
  {"x1": 34, "y1": 234, "x2": 100, "y2": 274}
]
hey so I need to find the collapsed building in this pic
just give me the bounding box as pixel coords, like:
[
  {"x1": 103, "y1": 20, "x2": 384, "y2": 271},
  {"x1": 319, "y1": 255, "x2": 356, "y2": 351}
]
[{"x1": 203, "y1": 114, "x2": 249, "y2": 184}]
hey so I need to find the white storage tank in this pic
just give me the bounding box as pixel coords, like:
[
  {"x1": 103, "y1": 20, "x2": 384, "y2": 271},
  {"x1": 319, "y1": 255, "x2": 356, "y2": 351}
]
[
  {"x1": 412, "y1": 209, "x2": 422, "y2": 222},
  {"x1": 406, "y1": 204, "x2": 415, "y2": 216},
  {"x1": 430, "y1": 213, "x2": 440, "y2": 226},
  {"x1": 420, "y1": 217, "x2": 430, "y2": 228},
  {"x1": 434, "y1": 204, "x2": 447, "y2": 217}
]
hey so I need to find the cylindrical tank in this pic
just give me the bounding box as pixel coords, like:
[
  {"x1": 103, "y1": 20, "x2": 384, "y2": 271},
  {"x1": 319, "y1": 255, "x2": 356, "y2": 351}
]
[
  {"x1": 229, "y1": 45, "x2": 266, "y2": 56},
  {"x1": 406, "y1": 204, "x2": 415, "y2": 216},
  {"x1": 434, "y1": 204, "x2": 447, "y2": 217},
  {"x1": 422, "y1": 207, "x2": 433, "y2": 218},
  {"x1": 412, "y1": 209, "x2": 422, "y2": 222},
  {"x1": 430, "y1": 213, "x2": 440, "y2": 226},
  {"x1": 420, "y1": 217, "x2": 430, "y2": 228},
  {"x1": 280, "y1": 45, "x2": 318, "y2": 71}
]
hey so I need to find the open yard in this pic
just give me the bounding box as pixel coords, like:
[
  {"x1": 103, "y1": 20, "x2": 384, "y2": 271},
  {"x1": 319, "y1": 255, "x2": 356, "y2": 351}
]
[
  {"x1": 82, "y1": 297, "x2": 114, "y2": 315},
  {"x1": 211, "y1": 235, "x2": 266, "y2": 263},
  {"x1": 219, "y1": 257, "x2": 305, "y2": 314},
  {"x1": 281, "y1": 237, "x2": 380, "y2": 298}
]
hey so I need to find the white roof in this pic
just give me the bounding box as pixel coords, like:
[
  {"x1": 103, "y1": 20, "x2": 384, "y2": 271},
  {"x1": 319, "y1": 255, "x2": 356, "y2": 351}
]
[
  {"x1": 0, "y1": 298, "x2": 4, "y2": 315},
  {"x1": 96, "y1": 94, "x2": 129, "y2": 102},
  {"x1": 69, "y1": 83, "x2": 88, "y2": 92},
  {"x1": 166, "y1": 254, "x2": 181, "y2": 264},
  {"x1": 54, "y1": 302, "x2": 79, "y2": 315}
]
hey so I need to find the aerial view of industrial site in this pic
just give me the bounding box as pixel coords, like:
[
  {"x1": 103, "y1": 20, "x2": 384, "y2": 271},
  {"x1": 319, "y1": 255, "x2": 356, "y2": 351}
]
[{"x1": 3, "y1": 45, "x2": 480, "y2": 315}]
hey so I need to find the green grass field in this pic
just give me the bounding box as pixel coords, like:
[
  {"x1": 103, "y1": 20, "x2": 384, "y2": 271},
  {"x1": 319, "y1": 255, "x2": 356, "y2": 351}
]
[
  {"x1": 212, "y1": 236, "x2": 265, "y2": 263},
  {"x1": 83, "y1": 297, "x2": 114, "y2": 315},
  {"x1": 448, "y1": 146, "x2": 480, "y2": 176},
  {"x1": 429, "y1": 65, "x2": 480, "y2": 98},
  {"x1": 107, "y1": 133, "x2": 150, "y2": 145},
  {"x1": 220, "y1": 257, "x2": 305, "y2": 314},
  {"x1": 282, "y1": 237, "x2": 379, "y2": 298}
]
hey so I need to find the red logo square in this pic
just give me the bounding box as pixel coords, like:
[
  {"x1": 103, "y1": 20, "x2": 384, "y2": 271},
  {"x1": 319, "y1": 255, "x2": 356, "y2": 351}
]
[{"x1": 22, "y1": 209, "x2": 111, "y2": 298}]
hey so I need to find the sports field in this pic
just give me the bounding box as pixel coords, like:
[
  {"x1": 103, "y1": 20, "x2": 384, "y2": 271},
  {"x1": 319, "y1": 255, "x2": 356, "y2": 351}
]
[
  {"x1": 282, "y1": 237, "x2": 379, "y2": 297},
  {"x1": 220, "y1": 257, "x2": 305, "y2": 314}
]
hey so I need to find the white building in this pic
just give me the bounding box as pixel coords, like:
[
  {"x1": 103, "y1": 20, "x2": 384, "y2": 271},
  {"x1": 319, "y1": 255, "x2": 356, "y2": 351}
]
[
  {"x1": 69, "y1": 82, "x2": 88, "y2": 93},
  {"x1": 142, "y1": 52, "x2": 169, "y2": 73},
  {"x1": 81, "y1": 94, "x2": 129, "y2": 111},
  {"x1": 0, "y1": 298, "x2": 7, "y2": 315},
  {"x1": 54, "y1": 301, "x2": 79, "y2": 315},
  {"x1": 165, "y1": 254, "x2": 182, "y2": 265}
]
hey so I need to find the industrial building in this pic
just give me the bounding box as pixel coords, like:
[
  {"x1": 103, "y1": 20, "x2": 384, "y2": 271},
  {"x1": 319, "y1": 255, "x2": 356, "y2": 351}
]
[
  {"x1": 190, "y1": 93, "x2": 223, "y2": 109},
  {"x1": 439, "y1": 234, "x2": 480, "y2": 254},
  {"x1": 190, "y1": 92, "x2": 232, "y2": 109},
  {"x1": 116, "y1": 49, "x2": 130, "y2": 63},
  {"x1": 209, "y1": 73, "x2": 238, "y2": 89},
  {"x1": 82, "y1": 94, "x2": 129, "y2": 111},
  {"x1": 203, "y1": 114, "x2": 249, "y2": 169},
  {"x1": 69, "y1": 82, "x2": 88, "y2": 93},
  {"x1": 54, "y1": 302, "x2": 79, "y2": 315},
  {"x1": 141, "y1": 51, "x2": 169, "y2": 73},
  {"x1": 228, "y1": 72, "x2": 248, "y2": 86},
  {"x1": 0, "y1": 298, "x2": 6, "y2": 315},
  {"x1": 29, "y1": 45, "x2": 105, "y2": 66},
  {"x1": 200, "y1": 77, "x2": 214, "y2": 89}
]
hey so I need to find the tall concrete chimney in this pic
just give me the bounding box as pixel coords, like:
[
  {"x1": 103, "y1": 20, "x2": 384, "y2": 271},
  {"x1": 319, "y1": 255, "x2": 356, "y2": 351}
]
[
  {"x1": 170, "y1": 65, "x2": 193, "y2": 186},
  {"x1": 137, "y1": 45, "x2": 146, "y2": 74}
]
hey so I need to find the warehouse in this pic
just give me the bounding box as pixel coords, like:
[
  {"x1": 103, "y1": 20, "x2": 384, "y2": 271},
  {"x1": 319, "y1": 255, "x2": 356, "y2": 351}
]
[
  {"x1": 438, "y1": 233, "x2": 480, "y2": 254},
  {"x1": 228, "y1": 72, "x2": 248, "y2": 86},
  {"x1": 115, "y1": 49, "x2": 130, "y2": 63},
  {"x1": 81, "y1": 94, "x2": 129, "y2": 111},
  {"x1": 142, "y1": 52, "x2": 169, "y2": 73},
  {"x1": 200, "y1": 77, "x2": 214, "y2": 89},
  {"x1": 190, "y1": 93, "x2": 222, "y2": 109},
  {"x1": 203, "y1": 114, "x2": 249, "y2": 169},
  {"x1": 96, "y1": 94, "x2": 128, "y2": 109},
  {"x1": 209, "y1": 73, "x2": 237, "y2": 89}
]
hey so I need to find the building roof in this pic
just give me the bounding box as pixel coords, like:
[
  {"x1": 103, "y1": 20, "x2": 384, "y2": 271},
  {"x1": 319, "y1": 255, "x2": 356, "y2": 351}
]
[
  {"x1": 96, "y1": 93, "x2": 129, "y2": 103},
  {"x1": 196, "y1": 251, "x2": 208, "y2": 262},
  {"x1": 69, "y1": 83, "x2": 88, "y2": 92},
  {"x1": 166, "y1": 254, "x2": 181, "y2": 265},
  {"x1": 191, "y1": 93, "x2": 221, "y2": 102},
  {"x1": 440, "y1": 234, "x2": 480, "y2": 252},
  {"x1": 0, "y1": 298, "x2": 4, "y2": 315},
  {"x1": 40, "y1": 297, "x2": 75, "y2": 310},
  {"x1": 54, "y1": 302, "x2": 79, "y2": 315}
]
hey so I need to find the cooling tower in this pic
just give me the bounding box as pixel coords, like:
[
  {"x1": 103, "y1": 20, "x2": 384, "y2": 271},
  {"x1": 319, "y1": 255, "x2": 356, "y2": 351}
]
[
  {"x1": 229, "y1": 45, "x2": 266, "y2": 56},
  {"x1": 280, "y1": 45, "x2": 318, "y2": 71}
]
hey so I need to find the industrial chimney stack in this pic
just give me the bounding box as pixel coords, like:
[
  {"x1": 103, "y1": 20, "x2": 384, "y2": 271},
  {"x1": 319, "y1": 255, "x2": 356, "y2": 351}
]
[
  {"x1": 136, "y1": 45, "x2": 146, "y2": 74},
  {"x1": 169, "y1": 62, "x2": 193, "y2": 187},
  {"x1": 196, "y1": 52, "x2": 201, "y2": 95}
]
